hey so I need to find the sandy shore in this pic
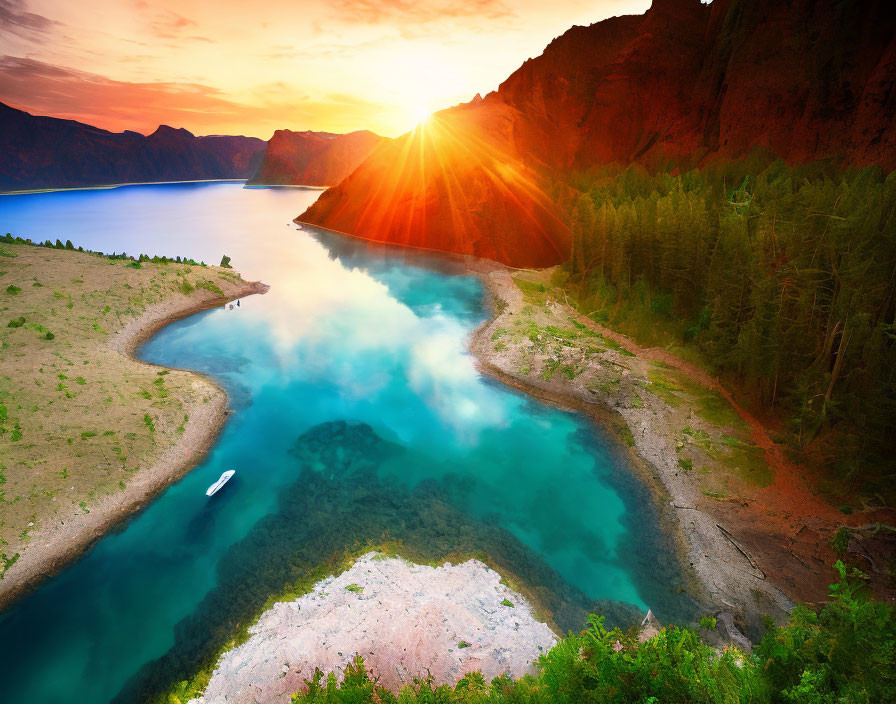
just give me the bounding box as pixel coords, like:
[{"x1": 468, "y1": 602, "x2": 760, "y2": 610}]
[
  {"x1": 0, "y1": 278, "x2": 269, "y2": 610},
  {"x1": 467, "y1": 263, "x2": 814, "y2": 633}
]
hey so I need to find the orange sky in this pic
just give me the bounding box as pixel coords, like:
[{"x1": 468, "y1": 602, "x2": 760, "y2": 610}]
[{"x1": 0, "y1": 0, "x2": 649, "y2": 138}]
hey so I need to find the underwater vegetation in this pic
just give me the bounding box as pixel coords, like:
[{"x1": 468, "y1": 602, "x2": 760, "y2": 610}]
[{"x1": 121, "y1": 421, "x2": 693, "y2": 704}]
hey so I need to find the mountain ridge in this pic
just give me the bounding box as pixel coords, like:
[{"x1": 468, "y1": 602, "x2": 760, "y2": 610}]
[
  {"x1": 247, "y1": 128, "x2": 385, "y2": 187},
  {"x1": 0, "y1": 102, "x2": 266, "y2": 192},
  {"x1": 299, "y1": 0, "x2": 896, "y2": 267}
]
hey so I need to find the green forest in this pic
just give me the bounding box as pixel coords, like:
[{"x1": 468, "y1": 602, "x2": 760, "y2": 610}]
[
  {"x1": 557, "y1": 158, "x2": 896, "y2": 501},
  {"x1": 282, "y1": 563, "x2": 894, "y2": 704}
]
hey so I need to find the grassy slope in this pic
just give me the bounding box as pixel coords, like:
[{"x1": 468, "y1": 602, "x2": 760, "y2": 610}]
[
  {"x1": 499, "y1": 272, "x2": 769, "y2": 498},
  {"x1": 0, "y1": 242, "x2": 248, "y2": 576}
]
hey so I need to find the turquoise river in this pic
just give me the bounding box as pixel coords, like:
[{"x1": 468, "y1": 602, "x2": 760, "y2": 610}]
[{"x1": 0, "y1": 182, "x2": 695, "y2": 703}]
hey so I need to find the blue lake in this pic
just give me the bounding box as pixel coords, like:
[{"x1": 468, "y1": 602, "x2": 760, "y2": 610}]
[{"x1": 0, "y1": 183, "x2": 694, "y2": 703}]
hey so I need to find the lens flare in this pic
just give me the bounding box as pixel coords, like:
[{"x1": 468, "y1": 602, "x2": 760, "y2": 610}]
[{"x1": 411, "y1": 105, "x2": 432, "y2": 126}]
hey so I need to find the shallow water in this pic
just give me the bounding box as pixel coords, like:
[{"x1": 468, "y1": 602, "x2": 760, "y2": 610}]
[{"x1": 0, "y1": 183, "x2": 694, "y2": 703}]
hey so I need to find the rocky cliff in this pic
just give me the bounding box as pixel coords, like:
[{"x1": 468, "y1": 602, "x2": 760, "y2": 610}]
[
  {"x1": 0, "y1": 102, "x2": 266, "y2": 192},
  {"x1": 189, "y1": 554, "x2": 556, "y2": 703},
  {"x1": 299, "y1": 0, "x2": 896, "y2": 267},
  {"x1": 296, "y1": 99, "x2": 570, "y2": 267},
  {"x1": 247, "y1": 129, "x2": 384, "y2": 186}
]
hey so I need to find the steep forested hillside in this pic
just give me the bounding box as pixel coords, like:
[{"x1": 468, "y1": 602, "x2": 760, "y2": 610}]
[{"x1": 561, "y1": 159, "x2": 896, "y2": 496}]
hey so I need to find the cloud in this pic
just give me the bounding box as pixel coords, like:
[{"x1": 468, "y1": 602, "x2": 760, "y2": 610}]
[
  {"x1": 330, "y1": 0, "x2": 514, "y2": 25},
  {"x1": 0, "y1": 55, "x2": 242, "y2": 131},
  {"x1": 131, "y1": 2, "x2": 210, "y2": 42},
  {"x1": 0, "y1": 55, "x2": 399, "y2": 136},
  {"x1": 0, "y1": 0, "x2": 60, "y2": 38},
  {"x1": 324, "y1": 92, "x2": 388, "y2": 108},
  {"x1": 251, "y1": 232, "x2": 507, "y2": 442},
  {"x1": 260, "y1": 36, "x2": 386, "y2": 61}
]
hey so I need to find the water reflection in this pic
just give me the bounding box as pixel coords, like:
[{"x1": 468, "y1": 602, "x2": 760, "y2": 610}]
[
  {"x1": 112, "y1": 420, "x2": 642, "y2": 703},
  {"x1": 0, "y1": 184, "x2": 697, "y2": 704}
]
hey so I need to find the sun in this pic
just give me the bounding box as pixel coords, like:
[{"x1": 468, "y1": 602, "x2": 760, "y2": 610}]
[{"x1": 410, "y1": 104, "x2": 432, "y2": 127}]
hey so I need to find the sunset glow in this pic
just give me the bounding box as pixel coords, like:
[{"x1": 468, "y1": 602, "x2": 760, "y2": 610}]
[
  {"x1": 0, "y1": 0, "x2": 649, "y2": 138},
  {"x1": 299, "y1": 105, "x2": 570, "y2": 267},
  {"x1": 1, "y1": 1, "x2": 895, "y2": 700},
  {"x1": 410, "y1": 104, "x2": 433, "y2": 127}
]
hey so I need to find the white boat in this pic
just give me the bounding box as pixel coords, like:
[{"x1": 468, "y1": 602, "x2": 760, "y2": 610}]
[{"x1": 206, "y1": 470, "x2": 235, "y2": 497}]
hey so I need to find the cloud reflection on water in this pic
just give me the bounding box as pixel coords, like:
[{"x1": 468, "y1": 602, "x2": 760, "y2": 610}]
[{"x1": 240, "y1": 226, "x2": 508, "y2": 444}]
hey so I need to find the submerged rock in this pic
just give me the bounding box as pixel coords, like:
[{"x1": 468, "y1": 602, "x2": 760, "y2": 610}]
[{"x1": 191, "y1": 553, "x2": 556, "y2": 703}]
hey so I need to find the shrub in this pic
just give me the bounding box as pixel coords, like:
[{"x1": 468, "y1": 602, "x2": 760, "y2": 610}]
[
  {"x1": 291, "y1": 618, "x2": 762, "y2": 703},
  {"x1": 196, "y1": 280, "x2": 224, "y2": 296},
  {"x1": 756, "y1": 561, "x2": 896, "y2": 703},
  {"x1": 699, "y1": 615, "x2": 717, "y2": 630},
  {"x1": 287, "y1": 563, "x2": 895, "y2": 704},
  {"x1": 220, "y1": 255, "x2": 232, "y2": 268},
  {"x1": 7, "y1": 316, "x2": 25, "y2": 328},
  {"x1": 831, "y1": 527, "x2": 852, "y2": 557},
  {"x1": 6, "y1": 284, "x2": 21, "y2": 294}
]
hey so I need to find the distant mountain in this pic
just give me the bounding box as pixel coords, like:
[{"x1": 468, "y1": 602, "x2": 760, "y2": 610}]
[
  {"x1": 0, "y1": 102, "x2": 266, "y2": 192},
  {"x1": 247, "y1": 129, "x2": 385, "y2": 187},
  {"x1": 299, "y1": 0, "x2": 896, "y2": 267}
]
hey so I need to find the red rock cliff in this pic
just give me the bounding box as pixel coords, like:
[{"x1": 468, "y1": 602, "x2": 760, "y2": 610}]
[
  {"x1": 300, "y1": 0, "x2": 896, "y2": 267},
  {"x1": 248, "y1": 129, "x2": 384, "y2": 186}
]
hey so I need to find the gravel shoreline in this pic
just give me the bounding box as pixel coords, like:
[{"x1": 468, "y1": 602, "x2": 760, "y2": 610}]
[
  {"x1": 0, "y1": 279, "x2": 269, "y2": 610},
  {"x1": 466, "y1": 262, "x2": 796, "y2": 633}
]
